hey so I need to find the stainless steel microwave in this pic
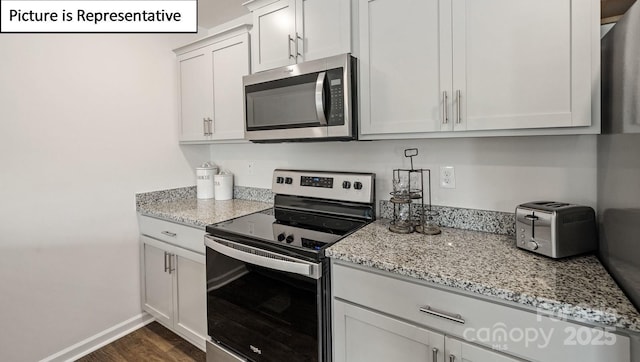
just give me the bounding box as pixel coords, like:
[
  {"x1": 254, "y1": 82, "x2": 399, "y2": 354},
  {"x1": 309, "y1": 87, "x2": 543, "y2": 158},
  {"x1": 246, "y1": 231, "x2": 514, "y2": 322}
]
[{"x1": 243, "y1": 54, "x2": 357, "y2": 143}]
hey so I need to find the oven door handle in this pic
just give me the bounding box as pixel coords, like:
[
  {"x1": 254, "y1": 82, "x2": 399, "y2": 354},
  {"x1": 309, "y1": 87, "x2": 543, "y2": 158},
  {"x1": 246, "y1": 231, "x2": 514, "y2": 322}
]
[{"x1": 205, "y1": 236, "x2": 322, "y2": 279}]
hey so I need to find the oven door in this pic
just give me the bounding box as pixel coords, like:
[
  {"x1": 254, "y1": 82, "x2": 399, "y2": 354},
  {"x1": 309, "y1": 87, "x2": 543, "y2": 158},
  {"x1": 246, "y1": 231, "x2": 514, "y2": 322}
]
[{"x1": 205, "y1": 235, "x2": 326, "y2": 362}]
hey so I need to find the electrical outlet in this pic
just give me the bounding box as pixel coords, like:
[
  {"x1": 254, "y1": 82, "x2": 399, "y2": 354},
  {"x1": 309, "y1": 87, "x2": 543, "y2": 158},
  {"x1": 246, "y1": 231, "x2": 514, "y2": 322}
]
[
  {"x1": 248, "y1": 161, "x2": 255, "y2": 175},
  {"x1": 440, "y1": 166, "x2": 456, "y2": 189}
]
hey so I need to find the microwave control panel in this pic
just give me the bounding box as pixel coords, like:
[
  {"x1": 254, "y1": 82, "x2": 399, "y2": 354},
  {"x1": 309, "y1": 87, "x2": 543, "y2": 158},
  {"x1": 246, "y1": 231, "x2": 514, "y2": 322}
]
[{"x1": 327, "y1": 68, "x2": 345, "y2": 126}]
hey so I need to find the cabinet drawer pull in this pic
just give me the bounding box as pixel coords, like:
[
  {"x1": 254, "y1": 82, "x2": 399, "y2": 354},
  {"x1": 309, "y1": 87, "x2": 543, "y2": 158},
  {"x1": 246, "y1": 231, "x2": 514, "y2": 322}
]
[
  {"x1": 419, "y1": 305, "x2": 465, "y2": 324},
  {"x1": 432, "y1": 347, "x2": 438, "y2": 361},
  {"x1": 449, "y1": 354, "x2": 456, "y2": 362},
  {"x1": 163, "y1": 251, "x2": 169, "y2": 272},
  {"x1": 161, "y1": 231, "x2": 177, "y2": 238}
]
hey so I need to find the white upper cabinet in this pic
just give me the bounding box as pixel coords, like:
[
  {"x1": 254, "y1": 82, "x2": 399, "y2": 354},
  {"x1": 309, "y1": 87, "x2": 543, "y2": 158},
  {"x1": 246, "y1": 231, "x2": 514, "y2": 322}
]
[
  {"x1": 297, "y1": 0, "x2": 352, "y2": 62},
  {"x1": 359, "y1": 0, "x2": 452, "y2": 135},
  {"x1": 250, "y1": 0, "x2": 297, "y2": 71},
  {"x1": 359, "y1": 0, "x2": 598, "y2": 138},
  {"x1": 174, "y1": 23, "x2": 251, "y2": 143},
  {"x1": 452, "y1": 0, "x2": 593, "y2": 132},
  {"x1": 210, "y1": 35, "x2": 250, "y2": 141},
  {"x1": 178, "y1": 50, "x2": 212, "y2": 142},
  {"x1": 246, "y1": 0, "x2": 352, "y2": 73}
]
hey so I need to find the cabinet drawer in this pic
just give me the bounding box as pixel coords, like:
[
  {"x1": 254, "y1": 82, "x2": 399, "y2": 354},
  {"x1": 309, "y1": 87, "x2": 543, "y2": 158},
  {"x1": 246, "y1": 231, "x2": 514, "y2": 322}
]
[
  {"x1": 138, "y1": 215, "x2": 205, "y2": 254},
  {"x1": 332, "y1": 261, "x2": 630, "y2": 362}
]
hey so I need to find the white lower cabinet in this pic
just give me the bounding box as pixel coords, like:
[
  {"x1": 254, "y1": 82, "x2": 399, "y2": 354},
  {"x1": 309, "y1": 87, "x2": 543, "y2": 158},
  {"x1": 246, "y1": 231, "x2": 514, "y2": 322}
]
[
  {"x1": 139, "y1": 218, "x2": 207, "y2": 351},
  {"x1": 334, "y1": 300, "x2": 517, "y2": 362},
  {"x1": 332, "y1": 261, "x2": 631, "y2": 362},
  {"x1": 445, "y1": 336, "x2": 521, "y2": 362},
  {"x1": 142, "y1": 240, "x2": 174, "y2": 326},
  {"x1": 334, "y1": 299, "x2": 444, "y2": 362}
]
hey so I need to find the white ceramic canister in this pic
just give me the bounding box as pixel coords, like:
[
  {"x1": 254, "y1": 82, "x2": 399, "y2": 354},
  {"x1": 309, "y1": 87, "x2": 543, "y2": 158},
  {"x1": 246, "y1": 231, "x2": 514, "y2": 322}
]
[
  {"x1": 214, "y1": 171, "x2": 234, "y2": 200},
  {"x1": 196, "y1": 162, "x2": 218, "y2": 199}
]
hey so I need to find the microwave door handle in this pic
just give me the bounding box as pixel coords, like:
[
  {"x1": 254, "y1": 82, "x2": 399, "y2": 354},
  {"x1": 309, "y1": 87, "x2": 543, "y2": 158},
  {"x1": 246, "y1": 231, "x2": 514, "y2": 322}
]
[{"x1": 315, "y1": 71, "x2": 328, "y2": 126}]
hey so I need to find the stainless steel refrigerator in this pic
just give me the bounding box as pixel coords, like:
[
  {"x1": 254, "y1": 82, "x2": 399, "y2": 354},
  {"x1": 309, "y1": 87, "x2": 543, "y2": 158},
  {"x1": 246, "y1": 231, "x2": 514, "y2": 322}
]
[{"x1": 599, "y1": 0, "x2": 640, "y2": 311}]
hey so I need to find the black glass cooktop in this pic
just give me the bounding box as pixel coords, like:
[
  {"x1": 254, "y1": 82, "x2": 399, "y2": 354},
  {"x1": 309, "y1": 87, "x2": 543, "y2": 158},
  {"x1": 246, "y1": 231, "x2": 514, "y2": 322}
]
[{"x1": 206, "y1": 208, "x2": 367, "y2": 260}]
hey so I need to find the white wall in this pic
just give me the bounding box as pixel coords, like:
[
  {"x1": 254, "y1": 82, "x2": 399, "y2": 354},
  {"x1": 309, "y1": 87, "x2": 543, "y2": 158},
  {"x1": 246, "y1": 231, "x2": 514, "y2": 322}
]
[
  {"x1": 0, "y1": 34, "x2": 209, "y2": 361},
  {"x1": 210, "y1": 135, "x2": 597, "y2": 212}
]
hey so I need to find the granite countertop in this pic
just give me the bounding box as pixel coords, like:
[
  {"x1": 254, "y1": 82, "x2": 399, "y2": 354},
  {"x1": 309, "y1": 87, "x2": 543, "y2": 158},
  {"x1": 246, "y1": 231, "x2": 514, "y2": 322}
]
[
  {"x1": 136, "y1": 186, "x2": 272, "y2": 228},
  {"x1": 326, "y1": 220, "x2": 640, "y2": 333}
]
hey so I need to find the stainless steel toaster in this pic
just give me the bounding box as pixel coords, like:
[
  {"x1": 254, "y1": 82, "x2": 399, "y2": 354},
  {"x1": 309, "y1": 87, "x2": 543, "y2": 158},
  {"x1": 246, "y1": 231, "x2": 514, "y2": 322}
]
[{"x1": 515, "y1": 201, "x2": 597, "y2": 258}]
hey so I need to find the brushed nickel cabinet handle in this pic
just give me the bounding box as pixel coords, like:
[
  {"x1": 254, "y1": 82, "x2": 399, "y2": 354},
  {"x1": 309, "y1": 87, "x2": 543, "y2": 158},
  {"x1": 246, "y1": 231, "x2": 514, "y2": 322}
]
[
  {"x1": 432, "y1": 347, "x2": 438, "y2": 362},
  {"x1": 288, "y1": 35, "x2": 294, "y2": 59},
  {"x1": 209, "y1": 118, "x2": 214, "y2": 135},
  {"x1": 419, "y1": 305, "x2": 465, "y2": 324},
  {"x1": 203, "y1": 118, "x2": 207, "y2": 136},
  {"x1": 456, "y1": 90, "x2": 461, "y2": 124},
  {"x1": 168, "y1": 254, "x2": 175, "y2": 274},
  {"x1": 296, "y1": 32, "x2": 303, "y2": 58},
  {"x1": 163, "y1": 251, "x2": 169, "y2": 273},
  {"x1": 443, "y1": 91, "x2": 448, "y2": 124},
  {"x1": 161, "y1": 231, "x2": 177, "y2": 238},
  {"x1": 449, "y1": 354, "x2": 456, "y2": 362}
]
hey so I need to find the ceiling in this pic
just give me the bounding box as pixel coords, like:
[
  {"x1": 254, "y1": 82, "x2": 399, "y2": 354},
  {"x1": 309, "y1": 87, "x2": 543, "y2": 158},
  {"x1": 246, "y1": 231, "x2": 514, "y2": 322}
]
[
  {"x1": 602, "y1": 0, "x2": 637, "y2": 22},
  {"x1": 198, "y1": 0, "x2": 248, "y2": 29},
  {"x1": 196, "y1": 0, "x2": 638, "y2": 29}
]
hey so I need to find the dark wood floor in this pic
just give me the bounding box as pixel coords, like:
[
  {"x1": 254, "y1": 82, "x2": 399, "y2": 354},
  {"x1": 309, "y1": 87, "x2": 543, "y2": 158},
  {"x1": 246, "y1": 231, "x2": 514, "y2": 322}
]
[{"x1": 76, "y1": 322, "x2": 205, "y2": 362}]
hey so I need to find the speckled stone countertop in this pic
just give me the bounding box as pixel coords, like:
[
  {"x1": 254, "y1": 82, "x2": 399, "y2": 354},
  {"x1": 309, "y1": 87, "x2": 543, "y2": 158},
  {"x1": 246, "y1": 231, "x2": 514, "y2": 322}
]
[
  {"x1": 327, "y1": 220, "x2": 640, "y2": 333},
  {"x1": 136, "y1": 187, "x2": 271, "y2": 228}
]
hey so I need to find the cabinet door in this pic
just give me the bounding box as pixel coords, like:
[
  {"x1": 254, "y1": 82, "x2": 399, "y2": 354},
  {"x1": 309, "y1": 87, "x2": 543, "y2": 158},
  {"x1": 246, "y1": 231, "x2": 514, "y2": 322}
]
[
  {"x1": 252, "y1": 0, "x2": 296, "y2": 72},
  {"x1": 211, "y1": 34, "x2": 250, "y2": 141},
  {"x1": 359, "y1": 0, "x2": 453, "y2": 136},
  {"x1": 452, "y1": 0, "x2": 593, "y2": 131},
  {"x1": 177, "y1": 48, "x2": 214, "y2": 142},
  {"x1": 296, "y1": 0, "x2": 351, "y2": 62},
  {"x1": 142, "y1": 240, "x2": 173, "y2": 326},
  {"x1": 445, "y1": 336, "x2": 521, "y2": 362},
  {"x1": 334, "y1": 300, "x2": 446, "y2": 362},
  {"x1": 173, "y1": 247, "x2": 207, "y2": 350}
]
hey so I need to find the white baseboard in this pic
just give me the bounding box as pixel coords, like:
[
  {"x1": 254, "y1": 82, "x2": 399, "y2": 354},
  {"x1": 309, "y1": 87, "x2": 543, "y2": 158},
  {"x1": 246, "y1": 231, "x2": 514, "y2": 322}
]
[{"x1": 40, "y1": 313, "x2": 155, "y2": 362}]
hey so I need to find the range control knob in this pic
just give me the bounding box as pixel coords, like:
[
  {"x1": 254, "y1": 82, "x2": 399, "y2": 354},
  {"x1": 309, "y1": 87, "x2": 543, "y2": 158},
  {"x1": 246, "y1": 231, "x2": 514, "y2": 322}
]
[
  {"x1": 527, "y1": 239, "x2": 539, "y2": 251},
  {"x1": 285, "y1": 177, "x2": 293, "y2": 185},
  {"x1": 276, "y1": 177, "x2": 284, "y2": 184},
  {"x1": 342, "y1": 181, "x2": 351, "y2": 189},
  {"x1": 285, "y1": 235, "x2": 294, "y2": 244},
  {"x1": 353, "y1": 181, "x2": 363, "y2": 190},
  {"x1": 277, "y1": 233, "x2": 286, "y2": 242}
]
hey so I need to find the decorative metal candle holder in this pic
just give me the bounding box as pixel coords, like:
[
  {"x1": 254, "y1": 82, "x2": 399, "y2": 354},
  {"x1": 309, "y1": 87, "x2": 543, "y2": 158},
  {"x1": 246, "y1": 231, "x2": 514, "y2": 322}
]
[{"x1": 389, "y1": 149, "x2": 441, "y2": 235}]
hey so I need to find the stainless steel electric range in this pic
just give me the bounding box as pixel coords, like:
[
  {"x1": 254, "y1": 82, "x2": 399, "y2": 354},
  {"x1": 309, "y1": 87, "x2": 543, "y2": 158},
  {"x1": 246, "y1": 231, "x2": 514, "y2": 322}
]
[{"x1": 204, "y1": 169, "x2": 375, "y2": 362}]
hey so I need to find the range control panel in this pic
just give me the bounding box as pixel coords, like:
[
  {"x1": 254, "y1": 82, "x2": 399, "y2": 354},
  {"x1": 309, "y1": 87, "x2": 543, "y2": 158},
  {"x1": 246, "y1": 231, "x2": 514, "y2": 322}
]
[
  {"x1": 272, "y1": 169, "x2": 375, "y2": 204},
  {"x1": 300, "y1": 176, "x2": 334, "y2": 188}
]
